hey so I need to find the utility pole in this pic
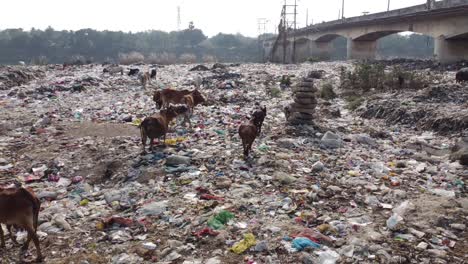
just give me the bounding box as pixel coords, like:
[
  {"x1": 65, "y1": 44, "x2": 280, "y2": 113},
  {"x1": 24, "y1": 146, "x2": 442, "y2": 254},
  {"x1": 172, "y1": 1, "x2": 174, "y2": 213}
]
[
  {"x1": 177, "y1": 6, "x2": 181, "y2": 30},
  {"x1": 292, "y1": 0, "x2": 297, "y2": 63},
  {"x1": 341, "y1": 0, "x2": 345, "y2": 19},
  {"x1": 306, "y1": 8, "x2": 309, "y2": 26},
  {"x1": 387, "y1": 0, "x2": 390, "y2": 11}
]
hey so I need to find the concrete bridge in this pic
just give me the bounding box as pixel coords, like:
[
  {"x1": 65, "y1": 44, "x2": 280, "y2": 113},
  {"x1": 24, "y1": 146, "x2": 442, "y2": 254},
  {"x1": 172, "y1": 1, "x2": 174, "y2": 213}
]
[{"x1": 264, "y1": 0, "x2": 468, "y2": 63}]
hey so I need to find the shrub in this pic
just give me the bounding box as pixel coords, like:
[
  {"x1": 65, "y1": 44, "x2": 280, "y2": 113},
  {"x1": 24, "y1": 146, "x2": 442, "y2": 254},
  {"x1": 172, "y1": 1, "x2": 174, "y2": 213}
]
[
  {"x1": 269, "y1": 87, "x2": 282, "y2": 98},
  {"x1": 340, "y1": 62, "x2": 433, "y2": 93},
  {"x1": 118, "y1": 51, "x2": 145, "y2": 65},
  {"x1": 67, "y1": 55, "x2": 86, "y2": 65},
  {"x1": 31, "y1": 55, "x2": 48, "y2": 65},
  {"x1": 320, "y1": 82, "x2": 337, "y2": 100},
  {"x1": 179, "y1": 53, "x2": 197, "y2": 64},
  {"x1": 345, "y1": 95, "x2": 365, "y2": 111},
  {"x1": 202, "y1": 55, "x2": 217, "y2": 63}
]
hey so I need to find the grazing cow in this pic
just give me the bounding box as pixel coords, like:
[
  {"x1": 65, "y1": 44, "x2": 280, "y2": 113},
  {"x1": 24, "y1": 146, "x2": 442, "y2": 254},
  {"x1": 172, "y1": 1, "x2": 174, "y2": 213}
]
[
  {"x1": 128, "y1": 68, "x2": 140, "y2": 76},
  {"x1": 140, "y1": 106, "x2": 179, "y2": 153},
  {"x1": 456, "y1": 68, "x2": 468, "y2": 83},
  {"x1": 0, "y1": 187, "x2": 42, "y2": 262},
  {"x1": 153, "y1": 89, "x2": 205, "y2": 110},
  {"x1": 251, "y1": 104, "x2": 267, "y2": 135},
  {"x1": 238, "y1": 118, "x2": 258, "y2": 159},
  {"x1": 150, "y1": 69, "x2": 157, "y2": 79}
]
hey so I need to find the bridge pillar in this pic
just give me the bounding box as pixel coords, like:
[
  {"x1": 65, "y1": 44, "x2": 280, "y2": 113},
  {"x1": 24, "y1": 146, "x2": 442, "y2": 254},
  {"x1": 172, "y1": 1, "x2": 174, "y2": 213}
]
[
  {"x1": 347, "y1": 39, "x2": 377, "y2": 60},
  {"x1": 434, "y1": 37, "x2": 468, "y2": 64}
]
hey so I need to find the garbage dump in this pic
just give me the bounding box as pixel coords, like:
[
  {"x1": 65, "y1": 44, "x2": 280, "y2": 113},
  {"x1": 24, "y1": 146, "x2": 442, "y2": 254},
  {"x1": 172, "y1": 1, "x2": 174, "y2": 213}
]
[{"x1": 0, "y1": 61, "x2": 466, "y2": 263}]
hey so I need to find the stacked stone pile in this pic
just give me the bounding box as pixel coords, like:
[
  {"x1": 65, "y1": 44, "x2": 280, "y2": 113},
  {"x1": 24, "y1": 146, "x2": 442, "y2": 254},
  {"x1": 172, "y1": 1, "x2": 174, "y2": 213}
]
[{"x1": 286, "y1": 75, "x2": 318, "y2": 125}]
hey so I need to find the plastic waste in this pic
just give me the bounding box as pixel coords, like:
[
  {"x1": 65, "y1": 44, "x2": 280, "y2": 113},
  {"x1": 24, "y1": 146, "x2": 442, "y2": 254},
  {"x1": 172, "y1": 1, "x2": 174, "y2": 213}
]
[
  {"x1": 230, "y1": 233, "x2": 256, "y2": 254},
  {"x1": 207, "y1": 210, "x2": 235, "y2": 230},
  {"x1": 317, "y1": 249, "x2": 340, "y2": 264},
  {"x1": 292, "y1": 237, "x2": 321, "y2": 251}
]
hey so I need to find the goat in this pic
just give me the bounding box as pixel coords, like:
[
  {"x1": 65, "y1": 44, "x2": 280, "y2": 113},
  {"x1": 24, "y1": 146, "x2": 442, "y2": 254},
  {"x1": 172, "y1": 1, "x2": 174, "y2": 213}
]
[
  {"x1": 0, "y1": 187, "x2": 42, "y2": 262},
  {"x1": 128, "y1": 68, "x2": 140, "y2": 76},
  {"x1": 238, "y1": 118, "x2": 258, "y2": 159},
  {"x1": 150, "y1": 69, "x2": 157, "y2": 79},
  {"x1": 194, "y1": 75, "x2": 203, "y2": 89},
  {"x1": 172, "y1": 104, "x2": 192, "y2": 128},
  {"x1": 139, "y1": 71, "x2": 151, "y2": 88},
  {"x1": 251, "y1": 104, "x2": 267, "y2": 135},
  {"x1": 140, "y1": 106, "x2": 179, "y2": 153}
]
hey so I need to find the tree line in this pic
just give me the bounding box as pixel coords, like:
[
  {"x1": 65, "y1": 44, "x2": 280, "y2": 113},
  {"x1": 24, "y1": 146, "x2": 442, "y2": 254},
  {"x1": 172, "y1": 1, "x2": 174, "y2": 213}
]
[
  {"x1": 0, "y1": 24, "x2": 262, "y2": 65},
  {"x1": 0, "y1": 25, "x2": 434, "y2": 65}
]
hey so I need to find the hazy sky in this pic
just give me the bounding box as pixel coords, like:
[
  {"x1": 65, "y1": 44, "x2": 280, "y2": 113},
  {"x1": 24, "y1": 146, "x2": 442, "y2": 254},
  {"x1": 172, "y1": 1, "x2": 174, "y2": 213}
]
[{"x1": 1, "y1": 0, "x2": 427, "y2": 37}]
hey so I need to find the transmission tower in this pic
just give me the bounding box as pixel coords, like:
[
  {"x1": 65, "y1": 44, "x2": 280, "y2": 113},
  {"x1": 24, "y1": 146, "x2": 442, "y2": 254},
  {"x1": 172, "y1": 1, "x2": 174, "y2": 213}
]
[
  {"x1": 257, "y1": 18, "x2": 269, "y2": 62},
  {"x1": 281, "y1": 0, "x2": 298, "y2": 63},
  {"x1": 177, "y1": 6, "x2": 181, "y2": 30}
]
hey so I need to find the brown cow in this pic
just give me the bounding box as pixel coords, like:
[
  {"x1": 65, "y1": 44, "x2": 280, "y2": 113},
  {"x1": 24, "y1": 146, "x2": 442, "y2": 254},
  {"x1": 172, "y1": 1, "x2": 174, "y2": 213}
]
[
  {"x1": 153, "y1": 89, "x2": 205, "y2": 110},
  {"x1": 0, "y1": 187, "x2": 42, "y2": 262},
  {"x1": 140, "y1": 106, "x2": 179, "y2": 153}
]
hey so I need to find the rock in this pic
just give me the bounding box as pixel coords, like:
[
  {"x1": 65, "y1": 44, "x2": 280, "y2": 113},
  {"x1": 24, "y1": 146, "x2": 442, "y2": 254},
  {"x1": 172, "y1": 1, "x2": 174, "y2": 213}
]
[
  {"x1": 274, "y1": 172, "x2": 297, "y2": 185},
  {"x1": 355, "y1": 134, "x2": 376, "y2": 146},
  {"x1": 292, "y1": 86, "x2": 318, "y2": 93},
  {"x1": 168, "y1": 239, "x2": 184, "y2": 249},
  {"x1": 215, "y1": 177, "x2": 232, "y2": 189},
  {"x1": 137, "y1": 200, "x2": 168, "y2": 216},
  {"x1": 416, "y1": 242, "x2": 428, "y2": 250},
  {"x1": 427, "y1": 249, "x2": 447, "y2": 258},
  {"x1": 321, "y1": 138, "x2": 342, "y2": 149},
  {"x1": 311, "y1": 161, "x2": 324, "y2": 172},
  {"x1": 164, "y1": 251, "x2": 182, "y2": 262},
  {"x1": 328, "y1": 185, "x2": 342, "y2": 192},
  {"x1": 393, "y1": 190, "x2": 407, "y2": 199},
  {"x1": 122, "y1": 116, "x2": 132, "y2": 122},
  {"x1": 294, "y1": 97, "x2": 318, "y2": 105},
  {"x1": 254, "y1": 240, "x2": 268, "y2": 252},
  {"x1": 52, "y1": 214, "x2": 72, "y2": 230},
  {"x1": 37, "y1": 191, "x2": 58, "y2": 200},
  {"x1": 56, "y1": 177, "x2": 72, "y2": 187},
  {"x1": 322, "y1": 131, "x2": 340, "y2": 140},
  {"x1": 142, "y1": 242, "x2": 157, "y2": 250},
  {"x1": 301, "y1": 252, "x2": 315, "y2": 264},
  {"x1": 430, "y1": 188, "x2": 455, "y2": 198},
  {"x1": 104, "y1": 190, "x2": 122, "y2": 204},
  {"x1": 205, "y1": 257, "x2": 221, "y2": 264},
  {"x1": 294, "y1": 92, "x2": 316, "y2": 99},
  {"x1": 166, "y1": 155, "x2": 191, "y2": 166},
  {"x1": 450, "y1": 223, "x2": 465, "y2": 231},
  {"x1": 277, "y1": 138, "x2": 296, "y2": 149}
]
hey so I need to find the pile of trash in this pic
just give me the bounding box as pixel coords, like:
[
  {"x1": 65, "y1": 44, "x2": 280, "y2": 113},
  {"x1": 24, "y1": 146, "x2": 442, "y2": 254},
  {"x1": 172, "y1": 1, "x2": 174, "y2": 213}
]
[
  {"x1": 0, "y1": 66, "x2": 45, "y2": 90},
  {"x1": 359, "y1": 85, "x2": 468, "y2": 134},
  {"x1": 0, "y1": 61, "x2": 466, "y2": 263}
]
